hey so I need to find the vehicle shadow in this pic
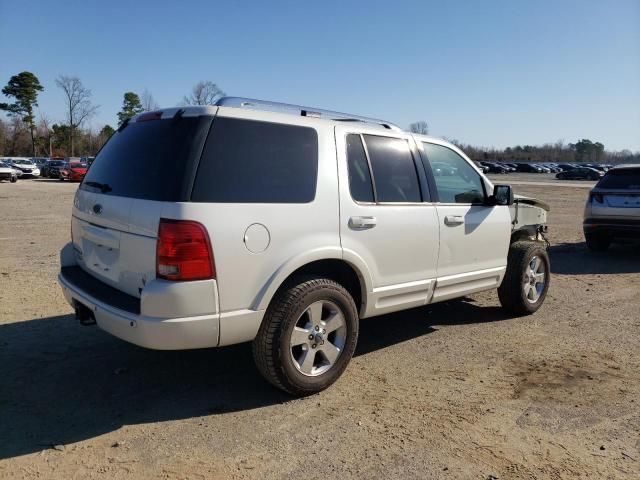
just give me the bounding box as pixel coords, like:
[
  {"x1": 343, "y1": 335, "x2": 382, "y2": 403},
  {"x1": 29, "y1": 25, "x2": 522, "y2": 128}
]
[
  {"x1": 549, "y1": 241, "x2": 640, "y2": 275},
  {"x1": 0, "y1": 298, "x2": 512, "y2": 460}
]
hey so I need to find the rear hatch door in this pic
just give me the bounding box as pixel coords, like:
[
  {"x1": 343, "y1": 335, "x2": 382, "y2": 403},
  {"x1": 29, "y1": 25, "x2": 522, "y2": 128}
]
[
  {"x1": 592, "y1": 168, "x2": 640, "y2": 218},
  {"x1": 72, "y1": 109, "x2": 214, "y2": 298}
]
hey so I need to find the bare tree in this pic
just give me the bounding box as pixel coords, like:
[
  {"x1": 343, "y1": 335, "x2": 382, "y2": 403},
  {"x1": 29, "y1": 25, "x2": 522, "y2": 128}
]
[
  {"x1": 37, "y1": 112, "x2": 53, "y2": 156},
  {"x1": 141, "y1": 88, "x2": 160, "y2": 111},
  {"x1": 408, "y1": 120, "x2": 429, "y2": 135},
  {"x1": 182, "y1": 81, "x2": 224, "y2": 106},
  {"x1": 55, "y1": 75, "x2": 99, "y2": 156}
]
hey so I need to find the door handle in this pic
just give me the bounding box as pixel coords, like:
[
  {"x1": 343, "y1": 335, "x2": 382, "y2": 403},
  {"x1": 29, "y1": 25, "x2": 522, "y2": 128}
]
[
  {"x1": 444, "y1": 215, "x2": 464, "y2": 226},
  {"x1": 349, "y1": 216, "x2": 377, "y2": 230}
]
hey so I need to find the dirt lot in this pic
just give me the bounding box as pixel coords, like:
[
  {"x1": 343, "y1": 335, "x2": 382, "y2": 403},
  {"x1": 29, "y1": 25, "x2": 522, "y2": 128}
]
[{"x1": 1, "y1": 176, "x2": 639, "y2": 479}]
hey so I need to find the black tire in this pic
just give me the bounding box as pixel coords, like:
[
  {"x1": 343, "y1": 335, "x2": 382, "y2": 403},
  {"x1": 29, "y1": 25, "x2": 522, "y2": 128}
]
[
  {"x1": 10, "y1": 176, "x2": 17, "y2": 183},
  {"x1": 252, "y1": 277, "x2": 359, "y2": 396},
  {"x1": 498, "y1": 241, "x2": 550, "y2": 315},
  {"x1": 585, "y1": 232, "x2": 611, "y2": 252},
  {"x1": 59, "y1": 176, "x2": 64, "y2": 181}
]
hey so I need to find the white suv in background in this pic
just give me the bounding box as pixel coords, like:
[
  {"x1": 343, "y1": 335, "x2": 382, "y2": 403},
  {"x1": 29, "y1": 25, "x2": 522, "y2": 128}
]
[{"x1": 59, "y1": 97, "x2": 550, "y2": 395}]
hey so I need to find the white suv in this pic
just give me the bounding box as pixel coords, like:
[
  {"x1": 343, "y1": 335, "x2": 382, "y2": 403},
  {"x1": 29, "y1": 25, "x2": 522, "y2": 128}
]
[{"x1": 59, "y1": 97, "x2": 550, "y2": 395}]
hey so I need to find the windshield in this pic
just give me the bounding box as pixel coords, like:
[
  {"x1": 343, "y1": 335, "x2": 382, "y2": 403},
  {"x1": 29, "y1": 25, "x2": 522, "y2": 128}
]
[
  {"x1": 15, "y1": 159, "x2": 34, "y2": 165},
  {"x1": 80, "y1": 115, "x2": 212, "y2": 201},
  {"x1": 597, "y1": 169, "x2": 640, "y2": 190}
]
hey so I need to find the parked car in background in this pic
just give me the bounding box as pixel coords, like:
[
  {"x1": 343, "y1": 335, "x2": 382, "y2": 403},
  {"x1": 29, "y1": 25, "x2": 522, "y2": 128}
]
[
  {"x1": 515, "y1": 163, "x2": 543, "y2": 173},
  {"x1": 557, "y1": 163, "x2": 578, "y2": 171},
  {"x1": 474, "y1": 161, "x2": 489, "y2": 173},
  {"x1": 480, "y1": 161, "x2": 509, "y2": 173},
  {"x1": 556, "y1": 167, "x2": 603, "y2": 181},
  {"x1": 532, "y1": 164, "x2": 551, "y2": 173},
  {"x1": 82, "y1": 156, "x2": 95, "y2": 167},
  {"x1": 59, "y1": 160, "x2": 88, "y2": 181},
  {"x1": 32, "y1": 157, "x2": 49, "y2": 170},
  {"x1": 0, "y1": 161, "x2": 18, "y2": 182},
  {"x1": 583, "y1": 165, "x2": 640, "y2": 251},
  {"x1": 6, "y1": 158, "x2": 40, "y2": 177},
  {"x1": 42, "y1": 159, "x2": 67, "y2": 178}
]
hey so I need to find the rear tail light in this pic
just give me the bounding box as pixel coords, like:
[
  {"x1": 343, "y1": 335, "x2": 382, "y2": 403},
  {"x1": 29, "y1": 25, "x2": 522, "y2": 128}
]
[
  {"x1": 590, "y1": 193, "x2": 603, "y2": 203},
  {"x1": 156, "y1": 219, "x2": 215, "y2": 281}
]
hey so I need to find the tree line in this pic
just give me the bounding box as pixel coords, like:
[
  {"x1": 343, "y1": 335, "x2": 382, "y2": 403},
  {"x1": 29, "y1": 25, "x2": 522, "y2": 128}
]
[
  {"x1": 409, "y1": 120, "x2": 638, "y2": 164},
  {"x1": 1, "y1": 71, "x2": 637, "y2": 164},
  {"x1": 0, "y1": 71, "x2": 224, "y2": 157}
]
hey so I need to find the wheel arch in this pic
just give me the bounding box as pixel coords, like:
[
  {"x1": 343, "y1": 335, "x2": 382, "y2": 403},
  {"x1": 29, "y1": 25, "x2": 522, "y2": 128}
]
[{"x1": 253, "y1": 249, "x2": 372, "y2": 317}]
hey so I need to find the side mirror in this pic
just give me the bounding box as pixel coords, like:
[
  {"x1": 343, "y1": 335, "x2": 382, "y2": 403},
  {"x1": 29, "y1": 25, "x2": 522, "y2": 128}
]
[{"x1": 491, "y1": 184, "x2": 514, "y2": 206}]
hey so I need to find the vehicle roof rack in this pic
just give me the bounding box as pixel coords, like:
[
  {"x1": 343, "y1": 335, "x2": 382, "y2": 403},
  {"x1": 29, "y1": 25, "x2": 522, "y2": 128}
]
[{"x1": 215, "y1": 97, "x2": 402, "y2": 131}]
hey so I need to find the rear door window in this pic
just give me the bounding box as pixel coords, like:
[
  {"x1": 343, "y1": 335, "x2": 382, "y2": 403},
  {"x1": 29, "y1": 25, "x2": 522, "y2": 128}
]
[
  {"x1": 346, "y1": 134, "x2": 375, "y2": 202},
  {"x1": 80, "y1": 116, "x2": 212, "y2": 201},
  {"x1": 362, "y1": 135, "x2": 422, "y2": 203},
  {"x1": 192, "y1": 117, "x2": 318, "y2": 203}
]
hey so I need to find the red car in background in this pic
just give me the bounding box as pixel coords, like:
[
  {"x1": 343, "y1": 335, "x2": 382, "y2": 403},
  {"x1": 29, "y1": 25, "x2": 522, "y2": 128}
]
[{"x1": 59, "y1": 161, "x2": 88, "y2": 182}]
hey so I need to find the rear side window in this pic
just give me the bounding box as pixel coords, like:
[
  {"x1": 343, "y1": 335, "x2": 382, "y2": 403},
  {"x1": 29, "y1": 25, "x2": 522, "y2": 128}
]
[
  {"x1": 362, "y1": 135, "x2": 421, "y2": 203},
  {"x1": 597, "y1": 169, "x2": 640, "y2": 189},
  {"x1": 346, "y1": 134, "x2": 374, "y2": 202},
  {"x1": 81, "y1": 116, "x2": 212, "y2": 201},
  {"x1": 192, "y1": 117, "x2": 318, "y2": 203}
]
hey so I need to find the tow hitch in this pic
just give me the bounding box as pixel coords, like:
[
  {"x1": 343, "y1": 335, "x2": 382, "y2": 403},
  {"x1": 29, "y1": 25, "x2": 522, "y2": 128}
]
[{"x1": 75, "y1": 301, "x2": 96, "y2": 326}]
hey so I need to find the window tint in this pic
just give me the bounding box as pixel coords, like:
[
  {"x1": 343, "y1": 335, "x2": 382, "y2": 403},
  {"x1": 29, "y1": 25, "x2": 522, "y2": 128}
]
[
  {"x1": 192, "y1": 117, "x2": 318, "y2": 203},
  {"x1": 81, "y1": 116, "x2": 212, "y2": 201},
  {"x1": 597, "y1": 169, "x2": 640, "y2": 189},
  {"x1": 422, "y1": 143, "x2": 485, "y2": 203},
  {"x1": 363, "y1": 135, "x2": 421, "y2": 202},
  {"x1": 346, "y1": 134, "x2": 374, "y2": 202}
]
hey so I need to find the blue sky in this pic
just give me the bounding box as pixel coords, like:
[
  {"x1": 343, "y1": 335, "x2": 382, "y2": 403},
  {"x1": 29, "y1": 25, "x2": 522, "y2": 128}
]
[{"x1": 1, "y1": 0, "x2": 639, "y2": 151}]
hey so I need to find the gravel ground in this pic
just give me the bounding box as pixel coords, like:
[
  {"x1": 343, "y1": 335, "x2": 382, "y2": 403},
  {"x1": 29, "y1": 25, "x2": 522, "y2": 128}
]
[{"x1": 1, "y1": 175, "x2": 639, "y2": 479}]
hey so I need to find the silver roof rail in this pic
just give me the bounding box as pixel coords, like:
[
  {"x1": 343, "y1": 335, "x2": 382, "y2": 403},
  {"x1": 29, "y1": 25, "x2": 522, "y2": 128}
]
[{"x1": 215, "y1": 96, "x2": 402, "y2": 131}]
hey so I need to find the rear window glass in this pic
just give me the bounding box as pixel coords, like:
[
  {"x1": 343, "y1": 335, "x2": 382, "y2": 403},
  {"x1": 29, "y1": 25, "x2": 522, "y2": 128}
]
[
  {"x1": 363, "y1": 135, "x2": 421, "y2": 203},
  {"x1": 597, "y1": 169, "x2": 640, "y2": 189},
  {"x1": 80, "y1": 116, "x2": 212, "y2": 201},
  {"x1": 346, "y1": 134, "x2": 375, "y2": 202},
  {"x1": 192, "y1": 117, "x2": 318, "y2": 203}
]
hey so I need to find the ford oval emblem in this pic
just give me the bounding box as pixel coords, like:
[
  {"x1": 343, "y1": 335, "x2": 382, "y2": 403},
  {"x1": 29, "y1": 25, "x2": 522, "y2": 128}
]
[{"x1": 93, "y1": 204, "x2": 103, "y2": 215}]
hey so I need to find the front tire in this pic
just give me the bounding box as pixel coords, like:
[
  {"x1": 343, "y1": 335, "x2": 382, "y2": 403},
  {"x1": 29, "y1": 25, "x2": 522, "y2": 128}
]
[
  {"x1": 253, "y1": 277, "x2": 359, "y2": 396},
  {"x1": 498, "y1": 241, "x2": 550, "y2": 315}
]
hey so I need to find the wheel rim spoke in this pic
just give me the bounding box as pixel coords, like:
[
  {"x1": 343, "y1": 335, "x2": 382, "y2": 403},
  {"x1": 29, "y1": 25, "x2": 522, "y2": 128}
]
[
  {"x1": 299, "y1": 348, "x2": 316, "y2": 374},
  {"x1": 320, "y1": 341, "x2": 340, "y2": 365},
  {"x1": 307, "y1": 302, "x2": 323, "y2": 326},
  {"x1": 323, "y1": 310, "x2": 345, "y2": 334},
  {"x1": 290, "y1": 326, "x2": 312, "y2": 347}
]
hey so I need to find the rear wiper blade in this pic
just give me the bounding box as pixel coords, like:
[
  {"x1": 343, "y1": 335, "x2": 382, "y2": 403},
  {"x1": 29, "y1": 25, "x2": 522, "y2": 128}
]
[{"x1": 84, "y1": 181, "x2": 112, "y2": 193}]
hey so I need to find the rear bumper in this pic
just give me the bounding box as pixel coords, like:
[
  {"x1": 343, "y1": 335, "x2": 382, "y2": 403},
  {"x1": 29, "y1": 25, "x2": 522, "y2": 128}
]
[
  {"x1": 58, "y1": 242, "x2": 264, "y2": 349},
  {"x1": 59, "y1": 268, "x2": 220, "y2": 350},
  {"x1": 583, "y1": 217, "x2": 640, "y2": 238}
]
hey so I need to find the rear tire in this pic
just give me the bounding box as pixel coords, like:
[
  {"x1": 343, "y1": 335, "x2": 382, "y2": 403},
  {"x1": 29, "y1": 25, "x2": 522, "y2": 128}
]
[
  {"x1": 585, "y1": 232, "x2": 611, "y2": 251},
  {"x1": 10, "y1": 176, "x2": 16, "y2": 183},
  {"x1": 498, "y1": 241, "x2": 550, "y2": 315},
  {"x1": 252, "y1": 277, "x2": 359, "y2": 396}
]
